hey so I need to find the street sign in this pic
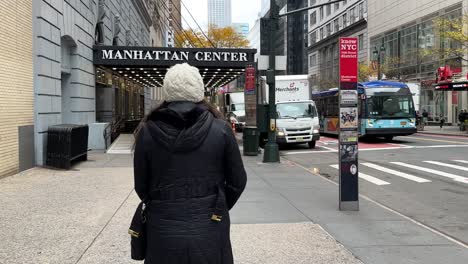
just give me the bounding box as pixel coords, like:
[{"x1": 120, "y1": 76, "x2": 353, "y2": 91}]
[
  {"x1": 245, "y1": 66, "x2": 256, "y2": 95},
  {"x1": 339, "y1": 37, "x2": 359, "y2": 211}
]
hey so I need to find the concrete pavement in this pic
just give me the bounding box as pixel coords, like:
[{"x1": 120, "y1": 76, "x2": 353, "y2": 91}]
[
  {"x1": 0, "y1": 151, "x2": 361, "y2": 264},
  {"x1": 1, "y1": 146, "x2": 467, "y2": 263}
]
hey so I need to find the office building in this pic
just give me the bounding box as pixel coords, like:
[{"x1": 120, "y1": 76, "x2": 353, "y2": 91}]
[
  {"x1": 286, "y1": 0, "x2": 309, "y2": 74},
  {"x1": 208, "y1": 0, "x2": 232, "y2": 27},
  {"x1": 0, "y1": 0, "x2": 34, "y2": 177},
  {"x1": 250, "y1": 0, "x2": 307, "y2": 75},
  {"x1": 307, "y1": 0, "x2": 368, "y2": 91},
  {"x1": 368, "y1": 0, "x2": 468, "y2": 124}
]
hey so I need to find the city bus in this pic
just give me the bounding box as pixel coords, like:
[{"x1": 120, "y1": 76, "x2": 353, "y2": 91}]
[{"x1": 312, "y1": 81, "x2": 417, "y2": 141}]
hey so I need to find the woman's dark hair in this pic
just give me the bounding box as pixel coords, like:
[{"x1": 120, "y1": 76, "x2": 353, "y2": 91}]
[{"x1": 133, "y1": 100, "x2": 224, "y2": 140}]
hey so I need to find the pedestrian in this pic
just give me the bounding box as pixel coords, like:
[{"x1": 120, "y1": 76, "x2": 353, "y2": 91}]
[
  {"x1": 458, "y1": 110, "x2": 465, "y2": 131},
  {"x1": 439, "y1": 113, "x2": 445, "y2": 129},
  {"x1": 131, "y1": 63, "x2": 247, "y2": 263},
  {"x1": 422, "y1": 109, "x2": 429, "y2": 126}
]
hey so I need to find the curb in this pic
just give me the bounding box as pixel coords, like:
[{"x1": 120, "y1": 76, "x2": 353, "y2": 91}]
[{"x1": 417, "y1": 131, "x2": 468, "y2": 137}]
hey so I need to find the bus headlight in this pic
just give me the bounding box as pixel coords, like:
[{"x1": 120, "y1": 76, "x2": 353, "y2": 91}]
[
  {"x1": 276, "y1": 128, "x2": 285, "y2": 137},
  {"x1": 410, "y1": 118, "x2": 415, "y2": 124},
  {"x1": 367, "y1": 119, "x2": 374, "y2": 127}
]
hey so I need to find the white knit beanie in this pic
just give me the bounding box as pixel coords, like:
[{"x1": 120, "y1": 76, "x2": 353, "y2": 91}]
[{"x1": 162, "y1": 63, "x2": 205, "y2": 102}]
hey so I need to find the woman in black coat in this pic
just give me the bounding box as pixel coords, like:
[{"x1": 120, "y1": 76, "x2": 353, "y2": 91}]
[{"x1": 133, "y1": 63, "x2": 247, "y2": 264}]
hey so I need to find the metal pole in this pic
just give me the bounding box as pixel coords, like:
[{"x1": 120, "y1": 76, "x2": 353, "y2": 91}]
[
  {"x1": 377, "y1": 52, "x2": 381, "y2": 80},
  {"x1": 263, "y1": 0, "x2": 280, "y2": 163}
]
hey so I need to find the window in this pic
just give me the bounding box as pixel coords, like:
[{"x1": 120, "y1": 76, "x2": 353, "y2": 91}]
[
  {"x1": 359, "y1": 3, "x2": 364, "y2": 19},
  {"x1": 310, "y1": 31, "x2": 317, "y2": 44},
  {"x1": 342, "y1": 13, "x2": 348, "y2": 27},
  {"x1": 334, "y1": 19, "x2": 339, "y2": 32},
  {"x1": 335, "y1": 2, "x2": 339, "y2": 11},
  {"x1": 310, "y1": 11, "x2": 317, "y2": 26},
  {"x1": 309, "y1": 54, "x2": 317, "y2": 68},
  {"x1": 320, "y1": 28, "x2": 324, "y2": 40},
  {"x1": 326, "y1": 24, "x2": 331, "y2": 37},
  {"x1": 350, "y1": 7, "x2": 356, "y2": 23},
  {"x1": 309, "y1": 0, "x2": 316, "y2": 6},
  {"x1": 326, "y1": 4, "x2": 331, "y2": 16},
  {"x1": 358, "y1": 34, "x2": 364, "y2": 51},
  {"x1": 319, "y1": 7, "x2": 324, "y2": 20}
]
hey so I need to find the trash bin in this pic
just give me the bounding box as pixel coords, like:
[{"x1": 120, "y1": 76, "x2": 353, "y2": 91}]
[
  {"x1": 46, "y1": 124, "x2": 89, "y2": 169},
  {"x1": 243, "y1": 126, "x2": 259, "y2": 156}
]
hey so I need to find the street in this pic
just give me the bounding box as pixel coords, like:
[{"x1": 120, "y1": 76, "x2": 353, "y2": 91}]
[{"x1": 282, "y1": 132, "x2": 468, "y2": 246}]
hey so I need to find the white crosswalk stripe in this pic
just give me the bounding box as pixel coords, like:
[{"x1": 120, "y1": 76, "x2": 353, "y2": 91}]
[
  {"x1": 330, "y1": 165, "x2": 391, "y2": 186},
  {"x1": 391, "y1": 162, "x2": 468, "y2": 184},
  {"x1": 361, "y1": 163, "x2": 431, "y2": 183},
  {"x1": 423, "y1": 161, "x2": 468, "y2": 172},
  {"x1": 453, "y1": 160, "x2": 468, "y2": 164}
]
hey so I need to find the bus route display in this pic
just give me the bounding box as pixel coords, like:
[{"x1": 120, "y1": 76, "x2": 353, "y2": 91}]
[{"x1": 338, "y1": 37, "x2": 359, "y2": 211}]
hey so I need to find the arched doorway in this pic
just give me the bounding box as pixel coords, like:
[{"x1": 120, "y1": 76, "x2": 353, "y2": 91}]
[{"x1": 60, "y1": 35, "x2": 77, "y2": 123}]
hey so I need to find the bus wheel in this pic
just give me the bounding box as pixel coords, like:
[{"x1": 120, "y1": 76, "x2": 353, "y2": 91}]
[
  {"x1": 308, "y1": 141, "x2": 316, "y2": 149},
  {"x1": 384, "y1": 136, "x2": 394, "y2": 142}
]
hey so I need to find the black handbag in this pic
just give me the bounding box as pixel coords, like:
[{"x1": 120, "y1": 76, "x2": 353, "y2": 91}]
[{"x1": 129, "y1": 200, "x2": 148, "y2": 260}]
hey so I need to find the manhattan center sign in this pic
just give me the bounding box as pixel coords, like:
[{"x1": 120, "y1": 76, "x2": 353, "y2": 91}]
[{"x1": 93, "y1": 46, "x2": 256, "y2": 68}]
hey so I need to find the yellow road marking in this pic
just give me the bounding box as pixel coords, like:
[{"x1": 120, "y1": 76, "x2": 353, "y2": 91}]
[{"x1": 405, "y1": 136, "x2": 468, "y2": 145}]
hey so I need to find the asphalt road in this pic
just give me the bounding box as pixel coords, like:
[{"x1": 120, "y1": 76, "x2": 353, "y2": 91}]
[{"x1": 282, "y1": 132, "x2": 468, "y2": 246}]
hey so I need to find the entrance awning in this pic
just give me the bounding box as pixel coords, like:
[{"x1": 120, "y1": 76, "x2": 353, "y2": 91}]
[
  {"x1": 434, "y1": 80, "x2": 468, "y2": 90},
  {"x1": 93, "y1": 46, "x2": 256, "y2": 89}
]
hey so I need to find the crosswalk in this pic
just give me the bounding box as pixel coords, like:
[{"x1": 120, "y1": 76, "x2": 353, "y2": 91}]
[{"x1": 329, "y1": 160, "x2": 468, "y2": 186}]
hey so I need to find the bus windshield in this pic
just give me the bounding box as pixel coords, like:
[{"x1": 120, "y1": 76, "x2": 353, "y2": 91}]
[
  {"x1": 277, "y1": 102, "x2": 317, "y2": 119},
  {"x1": 367, "y1": 95, "x2": 415, "y2": 119}
]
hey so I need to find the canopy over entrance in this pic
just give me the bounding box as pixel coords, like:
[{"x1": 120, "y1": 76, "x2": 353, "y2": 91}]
[
  {"x1": 434, "y1": 80, "x2": 468, "y2": 91},
  {"x1": 93, "y1": 46, "x2": 256, "y2": 88}
]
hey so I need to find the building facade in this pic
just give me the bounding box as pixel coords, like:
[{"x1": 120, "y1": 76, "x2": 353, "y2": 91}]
[
  {"x1": 368, "y1": 0, "x2": 468, "y2": 124},
  {"x1": 208, "y1": 0, "x2": 232, "y2": 27},
  {"x1": 0, "y1": 0, "x2": 34, "y2": 177},
  {"x1": 32, "y1": 0, "x2": 156, "y2": 166},
  {"x1": 147, "y1": 0, "x2": 169, "y2": 47},
  {"x1": 307, "y1": 0, "x2": 368, "y2": 91},
  {"x1": 232, "y1": 23, "x2": 250, "y2": 38},
  {"x1": 286, "y1": 0, "x2": 309, "y2": 75},
  {"x1": 167, "y1": 0, "x2": 181, "y2": 47}
]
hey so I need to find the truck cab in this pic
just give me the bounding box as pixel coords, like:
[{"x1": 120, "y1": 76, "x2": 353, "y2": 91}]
[{"x1": 275, "y1": 100, "x2": 320, "y2": 148}]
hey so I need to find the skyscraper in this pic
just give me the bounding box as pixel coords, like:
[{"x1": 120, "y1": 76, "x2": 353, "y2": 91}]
[{"x1": 208, "y1": 0, "x2": 231, "y2": 27}]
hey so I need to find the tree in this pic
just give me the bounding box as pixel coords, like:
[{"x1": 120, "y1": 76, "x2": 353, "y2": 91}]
[
  {"x1": 175, "y1": 25, "x2": 249, "y2": 48},
  {"x1": 358, "y1": 63, "x2": 375, "y2": 82},
  {"x1": 431, "y1": 14, "x2": 468, "y2": 66}
]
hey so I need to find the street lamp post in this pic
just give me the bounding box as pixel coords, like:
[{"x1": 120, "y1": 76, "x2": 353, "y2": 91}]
[
  {"x1": 263, "y1": 0, "x2": 280, "y2": 163},
  {"x1": 373, "y1": 44, "x2": 386, "y2": 80}
]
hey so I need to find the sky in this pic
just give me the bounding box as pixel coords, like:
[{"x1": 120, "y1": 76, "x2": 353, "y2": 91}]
[{"x1": 181, "y1": 0, "x2": 262, "y2": 31}]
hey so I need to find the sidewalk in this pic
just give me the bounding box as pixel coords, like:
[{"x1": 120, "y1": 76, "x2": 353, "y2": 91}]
[
  {"x1": 0, "y1": 151, "x2": 467, "y2": 263},
  {"x1": 0, "y1": 152, "x2": 360, "y2": 264},
  {"x1": 418, "y1": 125, "x2": 468, "y2": 137}
]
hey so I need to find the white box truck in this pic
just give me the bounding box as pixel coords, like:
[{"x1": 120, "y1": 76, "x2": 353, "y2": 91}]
[{"x1": 259, "y1": 75, "x2": 320, "y2": 148}]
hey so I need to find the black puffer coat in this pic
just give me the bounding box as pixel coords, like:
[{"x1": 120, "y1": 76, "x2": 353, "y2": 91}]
[{"x1": 133, "y1": 102, "x2": 247, "y2": 264}]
